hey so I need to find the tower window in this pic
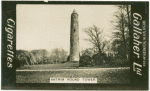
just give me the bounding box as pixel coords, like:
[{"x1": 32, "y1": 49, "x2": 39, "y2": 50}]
[{"x1": 74, "y1": 29, "x2": 76, "y2": 32}]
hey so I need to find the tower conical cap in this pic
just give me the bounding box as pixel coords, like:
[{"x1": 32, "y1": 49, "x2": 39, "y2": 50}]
[{"x1": 72, "y1": 9, "x2": 77, "y2": 14}]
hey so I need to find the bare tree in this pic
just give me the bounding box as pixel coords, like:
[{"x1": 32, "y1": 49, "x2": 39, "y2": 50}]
[
  {"x1": 111, "y1": 5, "x2": 131, "y2": 59},
  {"x1": 84, "y1": 25, "x2": 106, "y2": 60}
]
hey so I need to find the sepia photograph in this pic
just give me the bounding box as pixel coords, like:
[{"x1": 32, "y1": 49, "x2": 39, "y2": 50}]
[
  {"x1": 16, "y1": 5, "x2": 130, "y2": 83},
  {"x1": 1, "y1": 1, "x2": 148, "y2": 90}
]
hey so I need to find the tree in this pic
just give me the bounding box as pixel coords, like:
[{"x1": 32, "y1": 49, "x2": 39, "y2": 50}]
[
  {"x1": 84, "y1": 25, "x2": 106, "y2": 63},
  {"x1": 17, "y1": 52, "x2": 36, "y2": 66},
  {"x1": 17, "y1": 53, "x2": 28, "y2": 66},
  {"x1": 50, "y1": 48, "x2": 68, "y2": 64},
  {"x1": 31, "y1": 49, "x2": 48, "y2": 64},
  {"x1": 111, "y1": 5, "x2": 131, "y2": 59}
]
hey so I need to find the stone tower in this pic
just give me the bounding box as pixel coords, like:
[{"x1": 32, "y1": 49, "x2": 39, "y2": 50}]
[{"x1": 69, "y1": 9, "x2": 79, "y2": 62}]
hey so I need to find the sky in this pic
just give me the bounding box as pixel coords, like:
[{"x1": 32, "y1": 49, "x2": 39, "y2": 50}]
[{"x1": 16, "y1": 5, "x2": 118, "y2": 54}]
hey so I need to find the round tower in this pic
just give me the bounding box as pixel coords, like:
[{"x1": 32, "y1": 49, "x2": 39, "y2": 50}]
[{"x1": 70, "y1": 9, "x2": 79, "y2": 62}]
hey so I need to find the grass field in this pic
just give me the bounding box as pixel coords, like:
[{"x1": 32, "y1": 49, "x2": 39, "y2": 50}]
[{"x1": 16, "y1": 63, "x2": 130, "y2": 83}]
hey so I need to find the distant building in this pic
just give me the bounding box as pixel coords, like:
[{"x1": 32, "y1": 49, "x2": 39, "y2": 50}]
[
  {"x1": 104, "y1": 49, "x2": 117, "y2": 57},
  {"x1": 81, "y1": 48, "x2": 97, "y2": 57}
]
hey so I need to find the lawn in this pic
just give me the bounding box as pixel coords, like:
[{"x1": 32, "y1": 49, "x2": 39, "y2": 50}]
[{"x1": 16, "y1": 64, "x2": 130, "y2": 83}]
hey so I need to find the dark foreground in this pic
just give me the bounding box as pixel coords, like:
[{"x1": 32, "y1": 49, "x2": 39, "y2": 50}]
[{"x1": 16, "y1": 63, "x2": 130, "y2": 84}]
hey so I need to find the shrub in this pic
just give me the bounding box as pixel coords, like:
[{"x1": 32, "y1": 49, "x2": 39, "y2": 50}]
[{"x1": 79, "y1": 55, "x2": 92, "y2": 67}]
